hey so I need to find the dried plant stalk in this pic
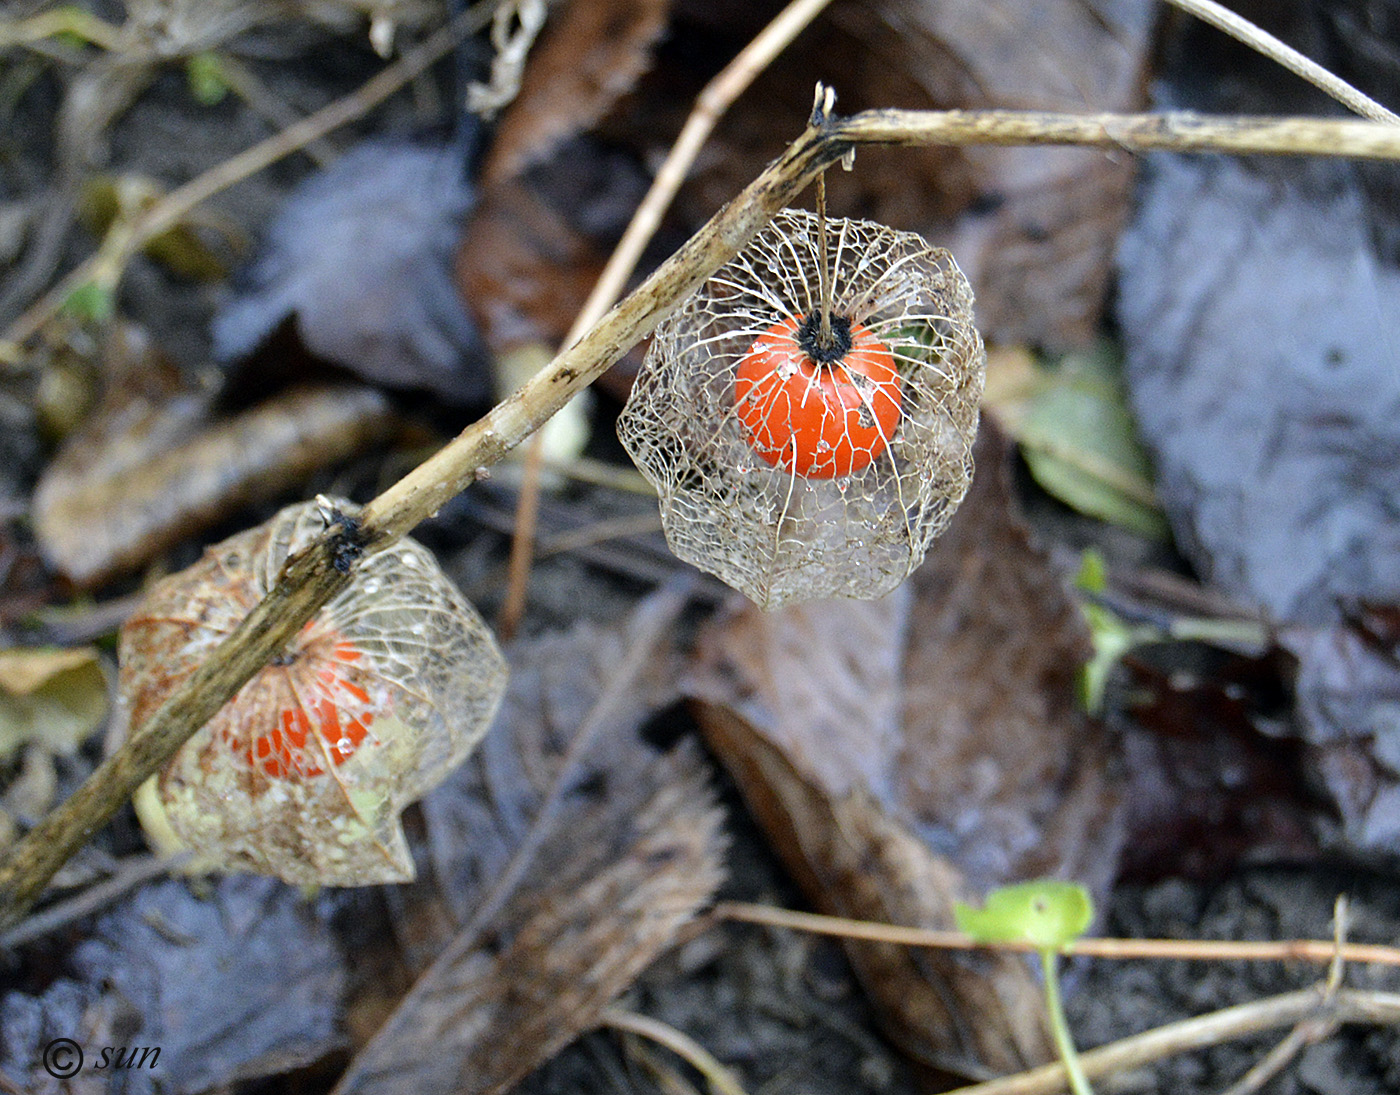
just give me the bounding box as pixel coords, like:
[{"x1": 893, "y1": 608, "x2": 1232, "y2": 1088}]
[{"x1": 619, "y1": 209, "x2": 983, "y2": 608}]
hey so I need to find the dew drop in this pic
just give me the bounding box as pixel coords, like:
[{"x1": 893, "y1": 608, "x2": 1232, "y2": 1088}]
[
  {"x1": 399, "y1": 552, "x2": 418, "y2": 568},
  {"x1": 410, "y1": 623, "x2": 426, "y2": 637},
  {"x1": 362, "y1": 578, "x2": 380, "y2": 594},
  {"x1": 336, "y1": 737, "x2": 353, "y2": 753}
]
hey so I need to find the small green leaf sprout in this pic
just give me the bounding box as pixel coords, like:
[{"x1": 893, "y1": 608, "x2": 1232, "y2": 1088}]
[{"x1": 956, "y1": 880, "x2": 1096, "y2": 1095}]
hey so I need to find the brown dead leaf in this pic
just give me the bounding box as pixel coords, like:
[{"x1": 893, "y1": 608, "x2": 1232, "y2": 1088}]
[
  {"x1": 698, "y1": 704, "x2": 1051, "y2": 1078},
  {"x1": 457, "y1": 0, "x2": 670, "y2": 359},
  {"x1": 31, "y1": 327, "x2": 396, "y2": 586},
  {"x1": 896, "y1": 424, "x2": 1120, "y2": 898},
  {"x1": 333, "y1": 586, "x2": 726, "y2": 1095},
  {"x1": 690, "y1": 422, "x2": 1122, "y2": 1078},
  {"x1": 482, "y1": 0, "x2": 672, "y2": 187},
  {"x1": 456, "y1": 175, "x2": 612, "y2": 354}
]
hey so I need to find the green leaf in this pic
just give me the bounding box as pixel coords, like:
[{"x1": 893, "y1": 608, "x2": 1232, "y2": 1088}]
[
  {"x1": 61, "y1": 281, "x2": 114, "y2": 324},
  {"x1": 954, "y1": 880, "x2": 1094, "y2": 950},
  {"x1": 186, "y1": 52, "x2": 230, "y2": 106},
  {"x1": 1074, "y1": 547, "x2": 1109, "y2": 596},
  {"x1": 1018, "y1": 344, "x2": 1170, "y2": 539},
  {"x1": 1077, "y1": 601, "x2": 1148, "y2": 714}
]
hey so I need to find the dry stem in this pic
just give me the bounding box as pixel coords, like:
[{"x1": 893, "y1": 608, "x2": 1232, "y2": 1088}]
[
  {"x1": 945, "y1": 987, "x2": 1400, "y2": 1095},
  {"x1": 4, "y1": 106, "x2": 1400, "y2": 928},
  {"x1": 604, "y1": 1008, "x2": 751, "y2": 1095},
  {"x1": 1164, "y1": 0, "x2": 1400, "y2": 125},
  {"x1": 716, "y1": 901, "x2": 1400, "y2": 968},
  {"x1": 495, "y1": 0, "x2": 836, "y2": 638}
]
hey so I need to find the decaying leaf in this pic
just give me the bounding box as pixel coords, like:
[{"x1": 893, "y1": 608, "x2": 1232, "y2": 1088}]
[
  {"x1": 456, "y1": 0, "x2": 672, "y2": 356},
  {"x1": 0, "y1": 646, "x2": 108, "y2": 760},
  {"x1": 32, "y1": 325, "x2": 396, "y2": 586},
  {"x1": 1119, "y1": 153, "x2": 1400, "y2": 625},
  {"x1": 1117, "y1": 12, "x2": 1400, "y2": 854},
  {"x1": 334, "y1": 589, "x2": 726, "y2": 1095},
  {"x1": 690, "y1": 423, "x2": 1122, "y2": 1078},
  {"x1": 482, "y1": 0, "x2": 672, "y2": 187},
  {"x1": 118, "y1": 497, "x2": 508, "y2": 886},
  {"x1": 214, "y1": 137, "x2": 492, "y2": 403},
  {"x1": 0, "y1": 875, "x2": 346, "y2": 1094}
]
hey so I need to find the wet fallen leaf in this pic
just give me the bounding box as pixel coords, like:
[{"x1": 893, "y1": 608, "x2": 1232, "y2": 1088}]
[
  {"x1": 1117, "y1": 11, "x2": 1400, "y2": 854},
  {"x1": 1119, "y1": 152, "x2": 1400, "y2": 625},
  {"x1": 0, "y1": 646, "x2": 107, "y2": 759},
  {"x1": 0, "y1": 875, "x2": 346, "y2": 1094},
  {"x1": 118, "y1": 497, "x2": 508, "y2": 886},
  {"x1": 454, "y1": 0, "x2": 679, "y2": 361},
  {"x1": 1113, "y1": 643, "x2": 1320, "y2": 879},
  {"x1": 214, "y1": 136, "x2": 492, "y2": 403},
  {"x1": 690, "y1": 423, "x2": 1122, "y2": 1078},
  {"x1": 334, "y1": 587, "x2": 726, "y2": 1095},
  {"x1": 32, "y1": 326, "x2": 396, "y2": 586}
]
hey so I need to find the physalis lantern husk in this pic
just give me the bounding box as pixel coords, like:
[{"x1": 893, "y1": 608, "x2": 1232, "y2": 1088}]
[
  {"x1": 618, "y1": 209, "x2": 985, "y2": 610},
  {"x1": 117, "y1": 498, "x2": 507, "y2": 886}
]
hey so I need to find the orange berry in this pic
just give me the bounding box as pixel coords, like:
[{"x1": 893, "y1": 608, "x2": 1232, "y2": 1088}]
[{"x1": 734, "y1": 314, "x2": 903, "y2": 479}]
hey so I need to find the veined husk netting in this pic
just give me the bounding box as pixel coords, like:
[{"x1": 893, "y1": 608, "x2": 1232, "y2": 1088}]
[
  {"x1": 618, "y1": 209, "x2": 985, "y2": 609},
  {"x1": 118, "y1": 498, "x2": 507, "y2": 886}
]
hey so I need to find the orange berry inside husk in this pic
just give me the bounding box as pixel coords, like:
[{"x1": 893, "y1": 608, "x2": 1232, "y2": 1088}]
[
  {"x1": 218, "y1": 623, "x2": 381, "y2": 780},
  {"x1": 734, "y1": 314, "x2": 903, "y2": 479}
]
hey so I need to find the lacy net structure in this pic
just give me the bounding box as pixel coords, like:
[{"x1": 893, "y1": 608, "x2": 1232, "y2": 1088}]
[
  {"x1": 619, "y1": 209, "x2": 985, "y2": 609},
  {"x1": 119, "y1": 498, "x2": 507, "y2": 886}
]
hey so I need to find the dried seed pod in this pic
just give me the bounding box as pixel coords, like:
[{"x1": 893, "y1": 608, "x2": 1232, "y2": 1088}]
[
  {"x1": 118, "y1": 498, "x2": 507, "y2": 886},
  {"x1": 618, "y1": 209, "x2": 985, "y2": 609}
]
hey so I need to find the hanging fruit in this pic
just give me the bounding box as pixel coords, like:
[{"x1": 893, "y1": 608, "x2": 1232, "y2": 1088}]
[
  {"x1": 733, "y1": 313, "x2": 904, "y2": 479},
  {"x1": 117, "y1": 498, "x2": 508, "y2": 886},
  {"x1": 618, "y1": 207, "x2": 985, "y2": 609}
]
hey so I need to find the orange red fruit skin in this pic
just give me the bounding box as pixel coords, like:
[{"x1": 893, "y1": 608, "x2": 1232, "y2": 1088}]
[{"x1": 734, "y1": 316, "x2": 903, "y2": 479}]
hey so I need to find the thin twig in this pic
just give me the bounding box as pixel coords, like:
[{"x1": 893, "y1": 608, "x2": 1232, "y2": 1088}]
[
  {"x1": 0, "y1": 0, "x2": 497, "y2": 353},
  {"x1": 1164, "y1": 0, "x2": 1400, "y2": 125},
  {"x1": 0, "y1": 854, "x2": 181, "y2": 950},
  {"x1": 495, "y1": 0, "x2": 836, "y2": 638},
  {"x1": 944, "y1": 987, "x2": 1400, "y2": 1095},
  {"x1": 603, "y1": 1008, "x2": 751, "y2": 1095},
  {"x1": 4, "y1": 104, "x2": 1400, "y2": 928},
  {"x1": 214, "y1": 53, "x2": 338, "y2": 167},
  {"x1": 1213, "y1": 896, "x2": 1350, "y2": 1095},
  {"x1": 715, "y1": 901, "x2": 1400, "y2": 968}
]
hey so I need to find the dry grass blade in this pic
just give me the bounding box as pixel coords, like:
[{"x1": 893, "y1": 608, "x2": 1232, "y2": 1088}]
[
  {"x1": 603, "y1": 1009, "x2": 750, "y2": 1095},
  {"x1": 1164, "y1": 0, "x2": 1400, "y2": 124}
]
